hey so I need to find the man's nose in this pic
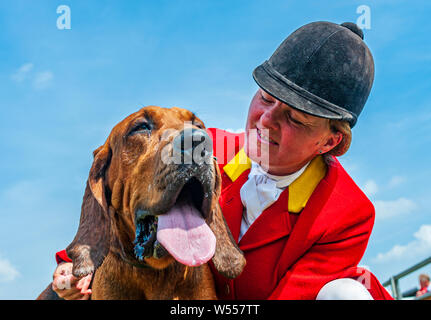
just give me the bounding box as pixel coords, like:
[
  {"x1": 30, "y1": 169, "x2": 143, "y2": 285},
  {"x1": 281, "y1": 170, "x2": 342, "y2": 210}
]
[{"x1": 260, "y1": 103, "x2": 282, "y2": 129}]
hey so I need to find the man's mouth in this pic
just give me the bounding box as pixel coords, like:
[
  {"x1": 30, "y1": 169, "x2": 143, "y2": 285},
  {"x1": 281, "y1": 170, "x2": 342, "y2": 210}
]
[{"x1": 257, "y1": 128, "x2": 278, "y2": 145}]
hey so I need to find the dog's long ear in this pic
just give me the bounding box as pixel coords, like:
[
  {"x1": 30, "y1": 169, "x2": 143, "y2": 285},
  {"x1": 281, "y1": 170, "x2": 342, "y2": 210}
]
[
  {"x1": 66, "y1": 144, "x2": 112, "y2": 277},
  {"x1": 208, "y1": 162, "x2": 246, "y2": 279},
  {"x1": 209, "y1": 203, "x2": 246, "y2": 279}
]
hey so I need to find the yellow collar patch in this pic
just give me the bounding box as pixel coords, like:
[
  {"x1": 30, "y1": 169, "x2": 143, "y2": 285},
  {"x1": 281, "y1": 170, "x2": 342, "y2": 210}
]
[
  {"x1": 288, "y1": 156, "x2": 327, "y2": 213},
  {"x1": 222, "y1": 149, "x2": 327, "y2": 213},
  {"x1": 222, "y1": 148, "x2": 252, "y2": 182}
]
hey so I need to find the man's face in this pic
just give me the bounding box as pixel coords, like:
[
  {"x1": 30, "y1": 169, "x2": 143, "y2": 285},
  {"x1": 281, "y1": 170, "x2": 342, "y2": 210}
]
[
  {"x1": 245, "y1": 89, "x2": 341, "y2": 175},
  {"x1": 420, "y1": 277, "x2": 430, "y2": 288}
]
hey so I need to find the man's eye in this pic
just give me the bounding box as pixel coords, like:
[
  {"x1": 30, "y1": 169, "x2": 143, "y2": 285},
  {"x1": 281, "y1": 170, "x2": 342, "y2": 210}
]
[
  {"x1": 291, "y1": 119, "x2": 304, "y2": 126},
  {"x1": 129, "y1": 121, "x2": 152, "y2": 136},
  {"x1": 286, "y1": 113, "x2": 304, "y2": 126},
  {"x1": 260, "y1": 94, "x2": 273, "y2": 103}
]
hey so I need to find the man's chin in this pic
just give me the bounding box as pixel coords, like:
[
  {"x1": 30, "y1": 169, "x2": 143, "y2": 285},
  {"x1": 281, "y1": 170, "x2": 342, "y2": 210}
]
[
  {"x1": 245, "y1": 149, "x2": 272, "y2": 173},
  {"x1": 244, "y1": 140, "x2": 271, "y2": 169}
]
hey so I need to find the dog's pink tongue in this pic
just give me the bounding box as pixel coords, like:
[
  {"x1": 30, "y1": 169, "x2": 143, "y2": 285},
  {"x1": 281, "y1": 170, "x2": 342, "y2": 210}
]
[{"x1": 157, "y1": 202, "x2": 216, "y2": 267}]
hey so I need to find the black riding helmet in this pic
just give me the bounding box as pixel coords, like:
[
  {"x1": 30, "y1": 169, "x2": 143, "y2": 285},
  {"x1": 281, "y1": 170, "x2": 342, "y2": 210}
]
[{"x1": 253, "y1": 21, "x2": 374, "y2": 128}]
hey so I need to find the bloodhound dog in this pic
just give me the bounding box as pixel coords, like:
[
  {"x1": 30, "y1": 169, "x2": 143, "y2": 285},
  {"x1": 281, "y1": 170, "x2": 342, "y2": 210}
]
[{"x1": 37, "y1": 106, "x2": 245, "y2": 300}]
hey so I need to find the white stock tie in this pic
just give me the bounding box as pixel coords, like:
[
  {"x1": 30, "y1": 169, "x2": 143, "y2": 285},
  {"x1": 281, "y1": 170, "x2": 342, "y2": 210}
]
[{"x1": 239, "y1": 161, "x2": 309, "y2": 240}]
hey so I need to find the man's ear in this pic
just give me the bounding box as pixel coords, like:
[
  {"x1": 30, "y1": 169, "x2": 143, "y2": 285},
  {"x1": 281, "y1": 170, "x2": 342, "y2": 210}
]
[
  {"x1": 320, "y1": 131, "x2": 343, "y2": 154},
  {"x1": 66, "y1": 143, "x2": 112, "y2": 277}
]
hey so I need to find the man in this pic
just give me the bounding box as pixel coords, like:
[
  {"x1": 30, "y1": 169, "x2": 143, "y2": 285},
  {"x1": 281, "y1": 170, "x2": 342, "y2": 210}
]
[
  {"x1": 52, "y1": 21, "x2": 392, "y2": 300},
  {"x1": 416, "y1": 274, "x2": 430, "y2": 297}
]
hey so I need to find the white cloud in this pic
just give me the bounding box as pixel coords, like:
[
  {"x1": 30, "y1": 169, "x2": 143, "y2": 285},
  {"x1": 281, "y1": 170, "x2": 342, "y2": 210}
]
[
  {"x1": 363, "y1": 180, "x2": 379, "y2": 197},
  {"x1": 374, "y1": 197, "x2": 417, "y2": 220},
  {"x1": 33, "y1": 71, "x2": 54, "y2": 89},
  {"x1": 11, "y1": 63, "x2": 54, "y2": 90},
  {"x1": 0, "y1": 256, "x2": 20, "y2": 282},
  {"x1": 358, "y1": 264, "x2": 371, "y2": 272},
  {"x1": 11, "y1": 63, "x2": 34, "y2": 82},
  {"x1": 374, "y1": 225, "x2": 431, "y2": 263},
  {"x1": 388, "y1": 176, "x2": 405, "y2": 188},
  {"x1": 222, "y1": 128, "x2": 244, "y2": 134}
]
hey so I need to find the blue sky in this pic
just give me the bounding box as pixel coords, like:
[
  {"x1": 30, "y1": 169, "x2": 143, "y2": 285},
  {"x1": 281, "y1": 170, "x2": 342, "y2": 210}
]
[{"x1": 0, "y1": 0, "x2": 430, "y2": 299}]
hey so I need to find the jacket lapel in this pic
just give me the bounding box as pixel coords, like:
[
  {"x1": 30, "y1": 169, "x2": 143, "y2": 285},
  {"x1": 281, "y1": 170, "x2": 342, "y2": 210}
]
[
  {"x1": 238, "y1": 188, "x2": 291, "y2": 251},
  {"x1": 220, "y1": 171, "x2": 292, "y2": 250},
  {"x1": 275, "y1": 157, "x2": 337, "y2": 281},
  {"x1": 219, "y1": 150, "x2": 328, "y2": 253},
  {"x1": 219, "y1": 168, "x2": 250, "y2": 243}
]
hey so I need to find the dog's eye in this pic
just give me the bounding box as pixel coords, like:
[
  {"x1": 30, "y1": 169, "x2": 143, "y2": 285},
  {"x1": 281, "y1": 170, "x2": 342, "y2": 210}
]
[
  {"x1": 129, "y1": 121, "x2": 152, "y2": 136},
  {"x1": 194, "y1": 123, "x2": 204, "y2": 129}
]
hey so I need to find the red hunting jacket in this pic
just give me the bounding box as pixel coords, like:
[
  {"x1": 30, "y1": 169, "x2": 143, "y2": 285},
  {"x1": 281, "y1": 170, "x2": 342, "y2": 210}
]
[{"x1": 56, "y1": 128, "x2": 392, "y2": 300}]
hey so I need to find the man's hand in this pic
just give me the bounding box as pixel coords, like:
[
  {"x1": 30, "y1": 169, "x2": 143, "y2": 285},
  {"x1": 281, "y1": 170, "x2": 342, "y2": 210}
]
[{"x1": 52, "y1": 262, "x2": 93, "y2": 300}]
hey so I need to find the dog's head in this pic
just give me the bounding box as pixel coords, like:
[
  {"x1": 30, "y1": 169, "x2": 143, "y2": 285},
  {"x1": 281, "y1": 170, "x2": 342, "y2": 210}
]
[{"x1": 67, "y1": 106, "x2": 245, "y2": 279}]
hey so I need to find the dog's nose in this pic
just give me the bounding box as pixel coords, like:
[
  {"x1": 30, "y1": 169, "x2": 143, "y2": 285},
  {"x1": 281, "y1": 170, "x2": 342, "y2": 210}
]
[{"x1": 173, "y1": 128, "x2": 213, "y2": 164}]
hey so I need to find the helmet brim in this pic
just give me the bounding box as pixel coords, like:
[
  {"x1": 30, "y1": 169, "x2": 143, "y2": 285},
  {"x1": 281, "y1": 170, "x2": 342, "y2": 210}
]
[{"x1": 253, "y1": 61, "x2": 357, "y2": 127}]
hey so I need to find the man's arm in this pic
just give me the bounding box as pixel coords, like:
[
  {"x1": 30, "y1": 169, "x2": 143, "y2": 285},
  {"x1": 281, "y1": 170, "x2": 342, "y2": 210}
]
[{"x1": 267, "y1": 206, "x2": 391, "y2": 300}]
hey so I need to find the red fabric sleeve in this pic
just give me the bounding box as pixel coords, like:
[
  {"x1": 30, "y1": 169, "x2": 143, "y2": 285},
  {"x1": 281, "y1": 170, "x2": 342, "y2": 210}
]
[
  {"x1": 55, "y1": 249, "x2": 72, "y2": 264},
  {"x1": 268, "y1": 239, "x2": 367, "y2": 299},
  {"x1": 268, "y1": 243, "x2": 392, "y2": 299},
  {"x1": 341, "y1": 267, "x2": 393, "y2": 300},
  {"x1": 268, "y1": 203, "x2": 392, "y2": 300}
]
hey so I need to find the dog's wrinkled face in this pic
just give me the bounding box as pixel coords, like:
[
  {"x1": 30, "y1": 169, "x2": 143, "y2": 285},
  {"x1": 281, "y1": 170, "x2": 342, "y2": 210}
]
[
  {"x1": 67, "y1": 106, "x2": 245, "y2": 279},
  {"x1": 104, "y1": 106, "x2": 217, "y2": 268}
]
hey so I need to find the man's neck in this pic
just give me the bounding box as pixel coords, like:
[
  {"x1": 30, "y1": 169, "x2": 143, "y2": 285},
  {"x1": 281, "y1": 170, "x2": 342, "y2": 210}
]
[{"x1": 258, "y1": 157, "x2": 316, "y2": 176}]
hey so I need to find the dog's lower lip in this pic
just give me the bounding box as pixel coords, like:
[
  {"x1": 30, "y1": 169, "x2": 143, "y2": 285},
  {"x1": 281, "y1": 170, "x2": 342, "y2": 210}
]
[
  {"x1": 135, "y1": 209, "x2": 152, "y2": 221},
  {"x1": 134, "y1": 215, "x2": 158, "y2": 260},
  {"x1": 133, "y1": 170, "x2": 211, "y2": 260}
]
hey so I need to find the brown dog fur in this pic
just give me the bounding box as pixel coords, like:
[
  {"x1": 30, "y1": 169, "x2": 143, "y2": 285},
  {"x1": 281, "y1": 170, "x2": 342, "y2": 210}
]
[{"x1": 38, "y1": 106, "x2": 245, "y2": 300}]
